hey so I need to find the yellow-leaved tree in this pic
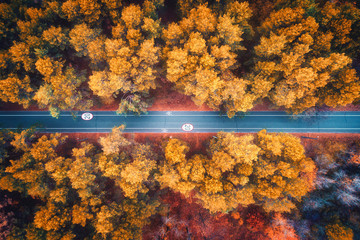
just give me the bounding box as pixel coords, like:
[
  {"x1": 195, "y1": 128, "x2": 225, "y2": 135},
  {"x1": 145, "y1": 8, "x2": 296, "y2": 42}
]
[
  {"x1": 158, "y1": 130, "x2": 316, "y2": 214},
  {"x1": 94, "y1": 198, "x2": 159, "y2": 240},
  {"x1": 98, "y1": 125, "x2": 131, "y2": 155},
  {"x1": 0, "y1": 127, "x2": 159, "y2": 239},
  {"x1": 325, "y1": 220, "x2": 354, "y2": 240},
  {"x1": 0, "y1": 2, "x2": 95, "y2": 117},
  {"x1": 249, "y1": 5, "x2": 360, "y2": 113},
  {"x1": 163, "y1": 2, "x2": 255, "y2": 117},
  {"x1": 95, "y1": 125, "x2": 159, "y2": 239},
  {"x1": 87, "y1": 2, "x2": 163, "y2": 114},
  {"x1": 34, "y1": 57, "x2": 92, "y2": 118},
  {"x1": 4, "y1": 132, "x2": 67, "y2": 199},
  {"x1": 61, "y1": 0, "x2": 102, "y2": 25},
  {"x1": 316, "y1": 1, "x2": 360, "y2": 57},
  {"x1": 253, "y1": 130, "x2": 316, "y2": 213},
  {"x1": 68, "y1": 142, "x2": 101, "y2": 205},
  {"x1": 0, "y1": 74, "x2": 33, "y2": 108},
  {"x1": 98, "y1": 126, "x2": 157, "y2": 199},
  {"x1": 0, "y1": 49, "x2": 34, "y2": 108}
]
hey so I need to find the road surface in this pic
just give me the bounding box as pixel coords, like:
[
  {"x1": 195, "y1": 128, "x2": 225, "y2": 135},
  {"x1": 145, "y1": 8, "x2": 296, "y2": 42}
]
[{"x1": 0, "y1": 111, "x2": 359, "y2": 133}]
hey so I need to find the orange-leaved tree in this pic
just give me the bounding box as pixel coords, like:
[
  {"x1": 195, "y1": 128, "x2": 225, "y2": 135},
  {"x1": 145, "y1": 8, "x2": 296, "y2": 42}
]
[
  {"x1": 264, "y1": 213, "x2": 299, "y2": 240},
  {"x1": 249, "y1": 4, "x2": 360, "y2": 113},
  {"x1": 325, "y1": 220, "x2": 354, "y2": 240},
  {"x1": 157, "y1": 130, "x2": 316, "y2": 214},
  {"x1": 87, "y1": 1, "x2": 163, "y2": 114},
  {"x1": 163, "y1": 2, "x2": 255, "y2": 117},
  {"x1": 98, "y1": 126, "x2": 157, "y2": 199},
  {"x1": 34, "y1": 57, "x2": 92, "y2": 118}
]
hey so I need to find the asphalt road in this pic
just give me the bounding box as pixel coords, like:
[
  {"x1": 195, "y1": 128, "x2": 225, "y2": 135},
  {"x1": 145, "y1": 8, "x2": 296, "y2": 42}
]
[{"x1": 0, "y1": 111, "x2": 359, "y2": 133}]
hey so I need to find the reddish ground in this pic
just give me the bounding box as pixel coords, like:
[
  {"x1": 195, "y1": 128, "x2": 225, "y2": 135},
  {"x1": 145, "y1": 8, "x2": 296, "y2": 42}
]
[
  {"x1": 329, "y1": 104, "x2": 360, "y2": 111},
  {"x1": 2, "y1": 95, "x2": 359, "y2": 112},
  {"x1": 0, "y1": 102, "x2": 42, "y2": 111},
  {"x1": 249, "y1": 98, "x2": 285, "y2": 111},
  {"x1": 142, "y1": 191, "x2": 270, "y2": 240},
  {"x1": 247, "y1": 98, "x2": 360, "y2": 112},
  {"x1": 90, "y1": 100, "x2": 119, "y2": 111},
  {"x1": 148, "y1": 80, "x2": 213, "y2": 111}
]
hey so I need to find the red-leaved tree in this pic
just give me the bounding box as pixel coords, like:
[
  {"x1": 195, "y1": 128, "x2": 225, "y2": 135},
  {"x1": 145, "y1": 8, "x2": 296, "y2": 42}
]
[{"x1": 143, "y1": 191, "x2": 271, "y2": 240}]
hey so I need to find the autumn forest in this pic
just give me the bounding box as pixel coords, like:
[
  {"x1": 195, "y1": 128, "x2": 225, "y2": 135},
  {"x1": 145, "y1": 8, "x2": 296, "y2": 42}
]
[{"x1": 1, "y1": 0, "x2": 360, "y2": 239}]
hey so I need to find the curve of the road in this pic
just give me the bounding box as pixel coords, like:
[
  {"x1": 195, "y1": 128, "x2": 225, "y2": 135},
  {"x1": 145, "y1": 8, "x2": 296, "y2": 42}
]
[{"x1": 0, "y1": 111, "x2": 359, "y2": 133}]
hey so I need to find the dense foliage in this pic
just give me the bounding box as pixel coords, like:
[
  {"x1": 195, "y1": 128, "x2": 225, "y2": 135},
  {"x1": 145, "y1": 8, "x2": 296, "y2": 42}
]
[
  {"x1": 249, "y1": 2, "x2": 360, "y2": 114},
  {"x1": 0, "y1": 127, "x2": 159, "y2": 239},
  {"x1": 0, "y1": 0, "x2": 359, "y2": 117},
  {"x1": 1, "y1": 0, "x2": 360, "y2": 239},
  {"x1": 158, "y1": 130, "x2": 316, "y2": 213},
  {"x1": 0, "y1": 128, "x2": 359, "y2": 239},
  {"x1": 163, "y1": 2, "x2": 254, "y2": 117}
]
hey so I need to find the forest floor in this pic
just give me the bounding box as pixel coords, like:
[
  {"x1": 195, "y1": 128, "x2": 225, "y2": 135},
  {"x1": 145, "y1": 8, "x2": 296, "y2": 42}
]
[{"x1": 147, "y1": 80, "x2": 213, "y2": 111}]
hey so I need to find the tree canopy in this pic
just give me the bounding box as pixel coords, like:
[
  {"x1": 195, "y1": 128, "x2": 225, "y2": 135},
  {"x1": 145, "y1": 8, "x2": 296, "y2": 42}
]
[
  {"x1": 0, "y1": 127, "x2": 159, "y2": 239},
  {"x1": 249, "y1": 3, "x2": 360, "y2": 113},
  {"x1": 1, "y1": 0, "x2": 360, "y2": 116},
  {"x1": 163, "y1": 2, "x2": 255, "y2": 117},
  {"x1": 157, "y1": 130, "x2": 316, "y2": 213},
  {"x1": 0, "y1": 126, "x2": 359, "y2": 239},
  {"x1": 87, "y1": 1, "x2": 163, "y2": 114}
]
